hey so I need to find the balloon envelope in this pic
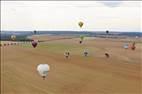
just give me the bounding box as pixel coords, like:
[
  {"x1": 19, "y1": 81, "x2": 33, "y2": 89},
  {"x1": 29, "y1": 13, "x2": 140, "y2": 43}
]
[
  {"x1": 37, "y1": 64, "x2": 50, "y2": 78},
  {"x1": 106, "y1": 30, "x2": 109, "y2": 34},
  {"x1": 80, "y1": 35, "x2": 85, "y2": 40},
  {"x1": 84, "y1": 49, "x2": 89, "y2": 56},
  {"x1": 123, "y1": 44, "x2": 128, "y2": 49},
  {"x1": 78, "y1": 21, "x2": 84, "y2": 28},
  {"x1": 32, "y1": 41, "x2": 38, "y2": 48},
  {"x1": 135, "y1": 36, "x2": 138, "y2": 39},
  {"x1": 105, "y1": 53, "x2": 110, "y2": 58},
  {"x1": 131, "y1": 45, "x2": 136, "y2": 50},
  {"x1": 34, "y1": 30, "x2": 37, "y2": 34},
  {"x1": 131, "y1": 46, "x2": 135, "y2": 50},
  {"x1": 11, "y1": 35, "x2": 16, "y2": 40}
]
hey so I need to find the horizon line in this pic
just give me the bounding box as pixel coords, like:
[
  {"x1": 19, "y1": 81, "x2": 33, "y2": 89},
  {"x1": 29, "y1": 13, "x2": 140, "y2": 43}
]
[{"x1": 1, "y1": 30, "x2": 141, "y2": 33}]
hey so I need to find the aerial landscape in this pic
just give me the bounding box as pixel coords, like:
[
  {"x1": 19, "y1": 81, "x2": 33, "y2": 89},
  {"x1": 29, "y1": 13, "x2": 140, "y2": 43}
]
[{"x1": 1, "y1": 1, "x2": 142, "y2": 94}]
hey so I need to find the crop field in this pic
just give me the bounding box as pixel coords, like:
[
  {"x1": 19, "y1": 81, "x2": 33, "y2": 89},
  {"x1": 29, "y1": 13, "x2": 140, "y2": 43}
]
[{"x1": 1, "y1": 35, "x2": 142, "y2": 94}]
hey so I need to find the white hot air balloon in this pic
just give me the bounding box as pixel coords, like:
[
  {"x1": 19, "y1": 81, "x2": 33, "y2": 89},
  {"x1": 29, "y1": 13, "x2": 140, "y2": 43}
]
[
  {"x1": 11, "y1": 35, "x2": 16, "y2": 40},
  {"x1": 83, "y1": 49, "x2": 89, "y2": 57},
  {"x1": 123, "y1": 43, "x2": 128, "y2": 49},
  {"x1": 64, "y1": 50, "x2": 70, "y2": 59},
  {"x1": 135, "y1": 36, "x2": 138, "y2": 39},
  {"x1": 37, "y1": 64, "x2": 50, "y2": 80}
]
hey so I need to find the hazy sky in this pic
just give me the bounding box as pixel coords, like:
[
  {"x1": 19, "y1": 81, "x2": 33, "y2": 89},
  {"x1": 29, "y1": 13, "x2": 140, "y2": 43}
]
[{"x1": 1, "y1": 1, "x2": 142, "y2": 32}]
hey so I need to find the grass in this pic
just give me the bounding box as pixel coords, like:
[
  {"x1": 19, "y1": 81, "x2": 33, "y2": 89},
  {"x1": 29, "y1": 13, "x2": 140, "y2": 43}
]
[
  {"x1": 18, "y1": 42, "x2": 106, "y2": 60},
  {"x1": 1, "y1": 37, "x2": 141, "y2": 94},
  {"x1": 20, "y1": 42, "x2": 90, "y2": 54}
]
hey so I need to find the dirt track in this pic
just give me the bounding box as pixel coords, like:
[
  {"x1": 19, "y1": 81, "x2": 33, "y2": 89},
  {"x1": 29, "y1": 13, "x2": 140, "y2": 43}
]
[{"x1": 1, "y1": 36, "x2": 142, "y2": 94}]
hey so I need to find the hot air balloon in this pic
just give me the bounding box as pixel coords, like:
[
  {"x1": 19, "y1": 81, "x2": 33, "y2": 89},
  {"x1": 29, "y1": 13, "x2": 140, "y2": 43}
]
[
  {"x1": 37, "y1": 64, "x2": 50, "y2": 80},
  {"x1": 34, "y1": 30, "x2": 37, "y2": 34},
  {"x1": 106, "y1": 30, "x2": 109, "y2": 34},
  {"x1": 84, "y1": 49, "x2": 89, "y2": 57},
  {"x1": 11, "y1": 35, "x2": 16, "y2": 41},
  {"x1": 80, "y1": 35, "x2": 85, "y2": 41},
  {"x1": 79, "y1": 41, "x2": 82, "y2": 44},
  {"x1": 131, "y1": 42, "x2": 136, "y2": 50},
  {"x1": 79, "y1": 35, "x2": 85, "y2": 44},
  {"x1": 135, "y1": 36, "x2": 138, "y2": 39},
  {"x1": 105, "y1": 52, "x2": 110, "y2": 58},
  {"x1": 32, "y1": 40, "x2": 38, "y2": 48},
  {"x1": 123, "y1": 43, "x2": 128, "y2": 49},
  {"x1": 131, "y1": 46, "x2": 135, "y2": 50},
  {"x1": 64, "y1": 51, "x2": 70, "y2": 59},
  {"x1": 78, "y1": 21, "x2": 84, "y2": 28}
]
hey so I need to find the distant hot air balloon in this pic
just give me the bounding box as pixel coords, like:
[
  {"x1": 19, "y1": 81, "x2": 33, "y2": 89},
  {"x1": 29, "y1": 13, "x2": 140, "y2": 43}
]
[
  {"x1": 80, "y1": 35, "x2": 85, "y2": 41},
  {"x1": 78, "y1": 21, "x2": 85, "y2": 43},
  {"x1": 37, "y1": 64, "x2": 50, "y2": 80},
  {"x1": 78, "y1": 21, "x2": 84, "y2": 28},
  {"x1": 84, "y1": 49, "x2": 89, "y2": 57},
  {"x1": 105, "y1": 52, "x2": 110, "y2": 58},
  {"x1": 131, "y1": 42, "x2": 136, "y2": 50},
  {"x1": 123, "y1": 43, "x2": 128, "y2": 49},
  {"x1": 106, "y1": 30, "x2": 109, "y2": 34},
  {"x1": 32, "y1": 40, "x2": 38, "y2": 48},
  {"x1": 34, "y1": 30, "x2": 37, "y2": 34},
  {"x1": 131, "y1": 46, "x2": 135, "y2": 50},
  {"x1": 135, "y1": 36, "x2": 138, "y2": 39},
  {"x1": 79, "y1": 35, "x2": 85, "y2": 44},
  {"x1": 11, "y1": 35, "x2": 16, "y2": 40},
  {"x1": 79, "y1": 41, "x2": 82, "y2": 44},
  {"x1": 64, "y1": 51, "x2": 70, "y2": 59}
]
